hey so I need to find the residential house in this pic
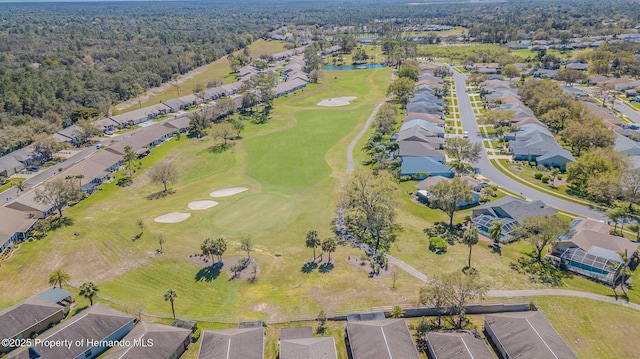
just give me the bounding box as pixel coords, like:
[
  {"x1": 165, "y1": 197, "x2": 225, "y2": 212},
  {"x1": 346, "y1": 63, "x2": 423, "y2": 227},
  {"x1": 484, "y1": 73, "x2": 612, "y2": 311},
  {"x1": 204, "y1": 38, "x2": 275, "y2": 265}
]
[
  {"x1": 566, "y1": 62, "x2": 588, "y2": 71},
  {"x1": 471, "y1": 196, "x2": 557, "y2": 242},
  {"x1": 484, "y1": 312, "x2": 578, "y2": 359},
  {"x1": 425, "y1": 330, "x2": 494, "y2": 359},
  {"x1": 56, "y1": 150, "x2": 122, "y2": 193},
  {"x1": 94, "y1": 117, "x2": 123, "y2": 134},
  {"x1": 507, "y1": 124, "x2": 575, "y2": 170},
  {"x1": 198, "y1": 327, "x2": 264, "y2": 359},
  {"x1": 6, "y1": 190, "x2": 55, "y2": 218},
  {"x1": 163, "y1": 98, "x2": 189, "y2": 112},
  {"x1": 103, "y1": 322, "x2": 191, "y2": 359},
  {"x1": 109, "y1": 103, "x2": 171, "y2": 128},
  {"x1": 400, "y1": 120, "x2": 444, "y2": 137},
  {"x1": 107, "y1": 124, "x2": 176, "y2": 157},
  {"x1": 0, "y1": 207, "x2": 37, "y2": 252},
  {"x1": 615, "y1": 135, "x2": 640, "y2": 156},
  {"x1": 549, "y1": 219, "x2": 638, "y2": 286},
  {"x1": 54, "y1": 125, "x2": 81, "y2": 146},
  {"x1": 274, "y1": 78, "x2": 308, "y2": 98},
  {"x1": 8, "y1": 303, "x2": 134, "y2": 359},
  {"x1": 0, "y1": 146, "x2": 36, "y2": 177},
  {"x1": 396, "y1": 141, "x2": 445, "y2": 160},
  {"x1": 402, "y1": 113, "x2": 444, "y2": 125},
  {"x1": 407, "y1": 101, "x2": 442, "y2": 115},
  {"x1": 0, "y1": 296, "x2": 66, "y2": 354},
  {"x1": 279, "y1": 326, "x2": 337, "y2": 359},
  {"x1": 164, "y1": 115, "x2": 193, "y2": 133},
  {"x1": 400, "y1": 156, "x2": 453, "y2": 179},
  {"x1": 346, "y1": 314, "x2": 420, "y2": 359}
]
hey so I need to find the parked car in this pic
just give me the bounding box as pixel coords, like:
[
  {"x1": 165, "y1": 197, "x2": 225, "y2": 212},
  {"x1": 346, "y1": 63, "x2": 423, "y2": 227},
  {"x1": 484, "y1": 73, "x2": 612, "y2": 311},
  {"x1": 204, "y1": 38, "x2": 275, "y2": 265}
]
[
  {"x1": 27, "y1": 165, "x2": 39, "y2": 172},
  {"x1": 462, "y1": 131, "x2": 469, "y2": 138}
]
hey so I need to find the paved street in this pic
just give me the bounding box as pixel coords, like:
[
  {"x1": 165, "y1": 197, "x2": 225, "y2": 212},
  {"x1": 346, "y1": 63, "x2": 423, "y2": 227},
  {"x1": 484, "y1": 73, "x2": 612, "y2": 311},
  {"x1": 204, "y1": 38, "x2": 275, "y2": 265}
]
[
  {"x1": 2, "y1": 123, "x2": 164, "y2": 204},
  {"x1": 614, "y1": 100, "x2": 640, "y2": 125},
  {"x1": 452, "y1": 70, "x2": 606, "y2": 221}
]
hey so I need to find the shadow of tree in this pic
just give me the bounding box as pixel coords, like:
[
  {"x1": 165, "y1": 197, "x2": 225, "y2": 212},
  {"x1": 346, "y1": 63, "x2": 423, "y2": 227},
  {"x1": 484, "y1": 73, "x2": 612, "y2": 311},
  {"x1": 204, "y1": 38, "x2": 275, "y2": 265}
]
[
  {"x1": 146, "y1": 189, "x2": 176, "y2": 200},
  {"x1": 195, "y1": 262, "x2": 222, "y2": 282},
  {"x1": 301, "y1": 261, "x2": 318, "y2": 273},
  {"x1": 48, "y1": 216, "x2": 74, "y2": 230},
  {"x1": 208, "y1": 143, "x2": 233, "y2": 153},
  {"x1": 319, "y1": 262, "x2": 334, "y2": 273},
  {"x1": 510, "y1": 255, "x2": 568, "y2": 286}
]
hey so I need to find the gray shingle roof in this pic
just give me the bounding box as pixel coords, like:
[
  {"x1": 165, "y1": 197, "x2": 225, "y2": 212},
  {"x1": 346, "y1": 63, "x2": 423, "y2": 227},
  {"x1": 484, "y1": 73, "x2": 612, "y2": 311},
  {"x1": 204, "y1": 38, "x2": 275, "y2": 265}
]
[
  {"x1": 426, "y1": 330, "x2": 494, "y2": 359},
  {"x1": 484, "y1": 311, "x2": 578, "y2": 359},
  {"x1": 102, "y1": 322, "x2": 191, "y2": 359},
  {"x1": 198, "y1": 327, "x2": 264, "y2": 359},
  {"x1": 346, "y1": 319, "x2": 420, "y2": 359},
  {"x1": 9, "y1": 303, "x2": 134, "y2": 359},
  {"x1": 280, "y1": 337, "x2": 337, "y2": 359},
  {"x1": 0, "y1": 296, "x2": 63, "y2": 343},
  {"x1": 472, "y1": 196, "x2": 557, "y2": 223}
]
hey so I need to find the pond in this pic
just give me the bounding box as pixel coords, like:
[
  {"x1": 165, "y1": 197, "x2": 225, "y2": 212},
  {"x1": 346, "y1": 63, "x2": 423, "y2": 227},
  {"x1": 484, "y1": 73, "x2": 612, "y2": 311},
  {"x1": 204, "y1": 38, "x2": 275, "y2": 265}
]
[{"x1": 323, "y1": 64, "x2": 386, "y2": 70}]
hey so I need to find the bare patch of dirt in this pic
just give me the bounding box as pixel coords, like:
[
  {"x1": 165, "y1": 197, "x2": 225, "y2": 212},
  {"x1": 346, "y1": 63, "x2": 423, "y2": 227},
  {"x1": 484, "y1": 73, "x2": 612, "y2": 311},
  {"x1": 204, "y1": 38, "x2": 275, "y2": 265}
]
[{"x1": 510, "y1": 166, "x2": 524, "y2": 172}]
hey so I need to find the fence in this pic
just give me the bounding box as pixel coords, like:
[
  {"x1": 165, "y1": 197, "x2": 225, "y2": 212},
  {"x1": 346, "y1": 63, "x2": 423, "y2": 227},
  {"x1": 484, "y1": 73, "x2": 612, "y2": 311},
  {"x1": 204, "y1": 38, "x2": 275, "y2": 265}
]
[{"x1": 125, "y1": 297, "x2": 534, "y2": 325}]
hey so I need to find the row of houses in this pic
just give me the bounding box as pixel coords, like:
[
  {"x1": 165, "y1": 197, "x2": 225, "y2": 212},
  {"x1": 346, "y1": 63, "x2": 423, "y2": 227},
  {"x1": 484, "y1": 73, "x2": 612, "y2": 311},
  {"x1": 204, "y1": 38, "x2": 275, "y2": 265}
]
[
  {"x1": 397, "y1": 65, "x2": 452, "y2": 179},
  {"x1": 483, "y1": 77, "x2": 576, "y2": 170},
  {"x1": 0, "y1": 47, "x2": 314, "y2": 258},
  {"x1": 0, "y1": 287, "x2": 580, "y2": 359},
  {"x1": 2, "y1": 289, "x2": 191, "y2": 359},
  {"x1": 0, "y1": 114, "x2": 195, "y2": 253}
]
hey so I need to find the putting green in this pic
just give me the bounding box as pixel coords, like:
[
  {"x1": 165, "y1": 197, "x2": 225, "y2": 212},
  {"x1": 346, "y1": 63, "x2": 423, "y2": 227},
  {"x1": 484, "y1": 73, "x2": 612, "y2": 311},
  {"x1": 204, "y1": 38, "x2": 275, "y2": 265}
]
[{"x1": 212, "y1": 193, "x2": 293, "y2": 232}]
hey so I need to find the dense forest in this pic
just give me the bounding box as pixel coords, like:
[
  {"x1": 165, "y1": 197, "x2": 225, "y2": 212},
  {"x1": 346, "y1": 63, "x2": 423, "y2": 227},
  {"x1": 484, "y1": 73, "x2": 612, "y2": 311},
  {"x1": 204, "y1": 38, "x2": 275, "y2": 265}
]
[{"x1": 2, "y1": 0, "x2": 640, "y2": 154}]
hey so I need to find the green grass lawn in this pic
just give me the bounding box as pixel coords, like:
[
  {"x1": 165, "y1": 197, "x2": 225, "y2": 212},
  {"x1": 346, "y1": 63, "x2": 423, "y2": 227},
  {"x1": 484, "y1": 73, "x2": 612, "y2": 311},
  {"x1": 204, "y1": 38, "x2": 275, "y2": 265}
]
[
  {"x1": 0, "y1": 68, "x2": 410, "y2": 320},
  {"x1": 0, "y1": 177, "x2": 25, "y2": 193},
  {"x1": 2, "y1": 59, "x2": 638, "y2": 359},
  {"x1": 536, "y1": 296, "x2": 640, "y2": 359},
  {"x1": 418, "y1": 44, "x2": 506, "y2": 63}
]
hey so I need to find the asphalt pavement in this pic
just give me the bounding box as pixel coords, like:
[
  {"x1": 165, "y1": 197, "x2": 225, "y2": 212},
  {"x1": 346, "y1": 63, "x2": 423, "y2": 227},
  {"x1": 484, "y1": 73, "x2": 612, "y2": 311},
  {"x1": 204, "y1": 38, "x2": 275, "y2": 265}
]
[
  {"x1": 614, "y1": 100, "x2": 640, "y2": 125},
  {"x1": 452, "y1": 70, "x2": 606, "y2": 221}
]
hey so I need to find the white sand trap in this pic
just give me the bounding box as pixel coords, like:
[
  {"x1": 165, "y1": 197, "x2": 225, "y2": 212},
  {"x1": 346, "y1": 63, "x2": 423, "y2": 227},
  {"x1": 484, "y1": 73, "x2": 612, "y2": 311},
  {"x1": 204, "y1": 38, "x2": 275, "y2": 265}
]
[
  {"x1": 317, "y1": 96, "x2": 357, "y2": 107},
  {"x1": 154, "y1": 212, "x2": 191, "y2": 223},
  {"x1": 209, "y1": 187, "x2": 248, "y2": 198},
  {"x1": 188, "y1": 200, "x2": 219, "y2": 210}
]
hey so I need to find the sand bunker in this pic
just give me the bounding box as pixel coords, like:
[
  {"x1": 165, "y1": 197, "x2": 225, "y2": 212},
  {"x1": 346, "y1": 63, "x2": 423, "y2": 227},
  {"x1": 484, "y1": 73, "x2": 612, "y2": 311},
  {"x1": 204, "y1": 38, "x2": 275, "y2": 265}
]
[
  {"x1": 154, "y1": 212, "x2": 191, "y2": 223},
  {"x1": 188, "y1": 200, "x2": 219, "y2": 210},
  {"x1": 317, "y1": 96, "x2": 357, "y2": 107},
  {"x1": 209, "y1": 187, "x2": 248, "y2": 198}
]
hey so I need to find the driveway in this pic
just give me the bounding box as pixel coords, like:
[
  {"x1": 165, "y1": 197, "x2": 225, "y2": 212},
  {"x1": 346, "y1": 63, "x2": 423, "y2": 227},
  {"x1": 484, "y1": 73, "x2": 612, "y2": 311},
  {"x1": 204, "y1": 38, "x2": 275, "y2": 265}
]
[{"x1": 452, "y1": 70, "x2": 605, "y2": 221}]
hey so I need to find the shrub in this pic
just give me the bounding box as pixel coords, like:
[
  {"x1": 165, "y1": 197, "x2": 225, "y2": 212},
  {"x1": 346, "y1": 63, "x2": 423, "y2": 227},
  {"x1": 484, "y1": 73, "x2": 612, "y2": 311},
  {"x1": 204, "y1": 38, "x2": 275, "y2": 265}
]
[
  {"x1": 116, "y1": 176, "x2": 132, "y2": 187},
  {"x1": 429, "y1": 236, "x2": 448, "y2": 254},
  {"x1": 541, "y1": 175, "x2": 549, "y2": 183},
  {"x1": 529, "y1": 161, "x2": 536, "y2": 167},
  {"x1": 191, "y1": 325, "x2": 201, "y2": 342},
  {"x1": 534, "y1": 171, "x2": 543, "y2": 180}
]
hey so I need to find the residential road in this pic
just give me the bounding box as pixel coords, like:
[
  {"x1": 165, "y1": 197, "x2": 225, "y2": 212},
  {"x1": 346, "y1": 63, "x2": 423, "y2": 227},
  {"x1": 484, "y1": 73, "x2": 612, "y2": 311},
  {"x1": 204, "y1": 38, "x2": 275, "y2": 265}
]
[{"x1": 452, "y1": 70, "x2": 606, "y2": 221}]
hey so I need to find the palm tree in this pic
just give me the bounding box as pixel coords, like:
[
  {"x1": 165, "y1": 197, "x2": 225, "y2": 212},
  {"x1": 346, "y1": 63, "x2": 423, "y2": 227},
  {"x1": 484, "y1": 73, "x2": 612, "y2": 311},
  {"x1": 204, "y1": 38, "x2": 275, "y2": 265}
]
[
  {"x1": 305, "y1": 230, "x2": 321, "y2": 261},
  {"x1": 164, "y1": 289, "x2": 177, "y2": 320},
  {"x1": 48, "y1": 269, "x2": 70, "y2": 288},
  {"x1": 321, "y1": 237, "x2": 337, "y2": 262},
  {"x1": 461, "y1": 228, "x2": 479, "y2": 269},
  {"x1": 79, "y1": 281, "x2": 99, "y2": 306},
  {"x1": 489, "y1": 221, "x2": 503, "y2": 246}
]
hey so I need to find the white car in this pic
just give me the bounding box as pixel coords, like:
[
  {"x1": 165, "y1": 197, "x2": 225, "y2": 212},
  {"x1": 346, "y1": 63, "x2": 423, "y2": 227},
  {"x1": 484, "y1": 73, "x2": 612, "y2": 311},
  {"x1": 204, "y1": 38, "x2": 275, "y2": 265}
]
[{"x1": 462, "y1": 131, "x2": 469, "y2": 138}]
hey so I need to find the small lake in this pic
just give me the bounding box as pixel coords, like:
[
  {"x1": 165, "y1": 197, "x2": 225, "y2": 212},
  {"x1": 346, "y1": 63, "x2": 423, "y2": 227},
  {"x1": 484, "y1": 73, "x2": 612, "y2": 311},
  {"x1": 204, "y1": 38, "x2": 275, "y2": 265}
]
[{"x1": 323, "y1": 64, "x2": 385, "y2": 70}]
